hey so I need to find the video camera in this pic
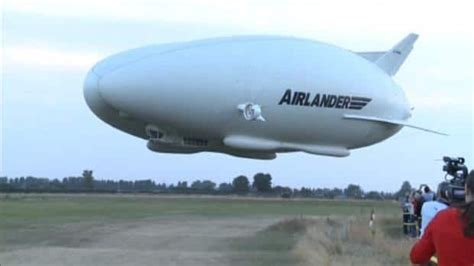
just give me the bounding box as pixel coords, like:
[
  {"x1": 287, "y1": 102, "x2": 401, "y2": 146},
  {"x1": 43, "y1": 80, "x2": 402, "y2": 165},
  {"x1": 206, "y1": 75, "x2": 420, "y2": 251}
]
[{"x1": 442, "y1": 156, "x2": 469, "y2": 203}]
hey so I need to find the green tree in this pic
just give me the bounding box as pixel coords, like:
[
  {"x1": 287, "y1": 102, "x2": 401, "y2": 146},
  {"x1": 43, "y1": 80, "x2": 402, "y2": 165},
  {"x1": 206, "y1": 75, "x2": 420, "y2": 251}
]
[
  {"x1": 344, "y1": 184, "x2": 363, "y2": 198},
  {"x1": 365, "y1": 191, "x2": 383, "y2": 200},
  {"x1": 273, "y1": 185, "x2": 292, "y2": 197},
  {"x1": 252, "y1": 173, "x2": 272, "y2": 193},
  {"x1": 232, "y1": 175, "x2": 249, "y2": 194},
  {"x1": 191, "y1": 180, "x2": 216, "y2": 193},
  {"x1": 218, "y1": 183, "x2": 234, "y2": 194},
  {"x1": 82, "y1": 170, "x2": 94, "y2": 191},
  {"x1": 396, "y1": 181, "x2": 412, "y2": 199},
  {"x1": 300, "y1": 187, "x2": 313, "y2": 197},
  {"x1": 329, "y1": 188, "x2": 344, "y2": 199},
  {"x1": 175, "y1": 181, "x2": 188, "y2": 193},
  {"x1": 134, "y1": 179, "x2": 155, "y2": 192}
]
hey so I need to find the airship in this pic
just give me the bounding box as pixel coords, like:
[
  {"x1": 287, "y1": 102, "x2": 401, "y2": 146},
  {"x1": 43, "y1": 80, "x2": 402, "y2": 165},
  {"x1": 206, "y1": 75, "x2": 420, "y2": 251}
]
[{"x1": 84, "y1": 33, "x2": 443, "y2": 160}]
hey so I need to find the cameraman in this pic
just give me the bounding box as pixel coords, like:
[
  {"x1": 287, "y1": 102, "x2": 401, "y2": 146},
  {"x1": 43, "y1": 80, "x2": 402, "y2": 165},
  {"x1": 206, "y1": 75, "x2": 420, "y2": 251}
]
[
  {"x1": 410, "y1": 170, "x2": 474, "y2": 265},
  {"x1": 419, "y1": 183, "x2": 449, "y2": 237}
]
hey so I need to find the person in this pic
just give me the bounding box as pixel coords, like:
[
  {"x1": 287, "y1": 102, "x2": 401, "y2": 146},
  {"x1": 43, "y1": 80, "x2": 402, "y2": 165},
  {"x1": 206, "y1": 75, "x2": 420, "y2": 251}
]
[
  {"x1": 412, "y1": 191, "x2": 423, "y2": 235},
  {"x1": 410, "y1": 170, "x2": 474, "y2": 265},
  {"x1": 403, "y1": 195, "x2": 414, "y2": 236},
  {"x1": 422, "y1": 185, "x2": 436, "y2": 202},
  {"x1": 419, "y1": 182, "x2": 450, "y2": 236},
  {"x1": 402, "y1": 195, "x2": 413, "y2": 235},
  {"x1": 369, "y1": 208, "x2": 375, "y2": 236}
]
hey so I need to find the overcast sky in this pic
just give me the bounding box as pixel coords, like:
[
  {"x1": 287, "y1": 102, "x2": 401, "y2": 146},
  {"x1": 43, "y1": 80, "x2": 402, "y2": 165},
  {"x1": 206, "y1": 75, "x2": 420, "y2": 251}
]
[{"x1": 1, "y1": 0, "x2": 473, "y2": 191}]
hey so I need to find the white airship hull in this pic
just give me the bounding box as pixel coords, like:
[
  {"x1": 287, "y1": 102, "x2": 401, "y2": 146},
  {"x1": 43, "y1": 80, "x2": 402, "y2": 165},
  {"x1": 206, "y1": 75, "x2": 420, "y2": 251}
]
[{"x1": 84, "y1": 35, "x2": 423, "y2": 159}]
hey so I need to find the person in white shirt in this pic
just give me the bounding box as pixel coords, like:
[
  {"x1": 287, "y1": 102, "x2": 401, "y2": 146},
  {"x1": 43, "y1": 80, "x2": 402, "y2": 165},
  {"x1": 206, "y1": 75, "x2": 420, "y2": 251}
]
[{"x1": 420, "y1": 182, "x2": 450, "y2": 237}]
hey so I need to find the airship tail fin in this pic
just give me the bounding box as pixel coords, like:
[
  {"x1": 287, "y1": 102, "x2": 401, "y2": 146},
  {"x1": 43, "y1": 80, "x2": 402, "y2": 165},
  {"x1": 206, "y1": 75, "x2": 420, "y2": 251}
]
[{"x1": 373, "y1": 33, "x2": 419, "y2": 76}]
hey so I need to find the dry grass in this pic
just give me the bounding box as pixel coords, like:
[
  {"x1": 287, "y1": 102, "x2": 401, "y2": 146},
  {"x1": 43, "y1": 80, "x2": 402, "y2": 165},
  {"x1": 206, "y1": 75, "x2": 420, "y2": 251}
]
[{"x1": 282, "y1": 216, "x2": 415, "y2": 266}]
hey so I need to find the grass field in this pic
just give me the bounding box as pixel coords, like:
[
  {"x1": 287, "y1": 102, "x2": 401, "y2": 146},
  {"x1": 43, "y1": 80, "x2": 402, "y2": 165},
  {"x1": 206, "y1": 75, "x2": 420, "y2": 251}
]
[{"x1": 0, "y1": 194, "x2": 412, "y2": 265}]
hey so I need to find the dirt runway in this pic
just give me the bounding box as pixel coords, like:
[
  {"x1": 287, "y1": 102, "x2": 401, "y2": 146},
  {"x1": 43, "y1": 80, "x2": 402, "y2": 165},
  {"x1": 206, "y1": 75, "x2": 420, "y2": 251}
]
[{"x1": 0, "y1": 216, "x2": 278, "y2": 266}]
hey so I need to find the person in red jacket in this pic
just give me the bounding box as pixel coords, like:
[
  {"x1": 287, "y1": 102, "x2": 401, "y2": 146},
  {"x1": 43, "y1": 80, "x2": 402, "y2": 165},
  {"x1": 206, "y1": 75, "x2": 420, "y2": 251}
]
[{"x1": 410, "y1": 170, "x2": 474, "y2": 266}]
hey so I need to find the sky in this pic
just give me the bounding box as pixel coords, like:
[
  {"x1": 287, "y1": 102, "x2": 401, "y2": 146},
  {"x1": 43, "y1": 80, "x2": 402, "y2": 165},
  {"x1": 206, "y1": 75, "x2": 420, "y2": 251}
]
[{"x1": 1, "y1": 0, "x2": 473, "y2": 192}]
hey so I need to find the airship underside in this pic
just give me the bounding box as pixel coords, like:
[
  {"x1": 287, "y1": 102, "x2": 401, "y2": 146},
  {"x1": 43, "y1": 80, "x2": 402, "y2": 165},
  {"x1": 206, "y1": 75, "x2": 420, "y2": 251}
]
[{"x1": 84, "y1": 34, "x2": 443, "y2": 159}]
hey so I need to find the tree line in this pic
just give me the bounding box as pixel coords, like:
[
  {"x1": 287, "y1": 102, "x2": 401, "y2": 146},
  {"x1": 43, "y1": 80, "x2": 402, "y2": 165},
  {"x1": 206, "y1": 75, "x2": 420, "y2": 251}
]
[{"x1": 0, "y1": 170, "x2": 410, "y2": 200}]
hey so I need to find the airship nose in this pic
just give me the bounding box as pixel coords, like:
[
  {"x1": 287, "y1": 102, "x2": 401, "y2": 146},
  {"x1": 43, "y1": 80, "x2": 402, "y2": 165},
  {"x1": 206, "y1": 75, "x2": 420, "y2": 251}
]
[
  {"x1": 83, "y1": 65, "x2": 149, "y2": 140},
  {"x1": 84, "y1": 69, "x2": 98, "y2": 100},
  {"x1": 83, "y1": 68, "x2": 106, "y2": 119},
  {"x1": 96, "y1": 64, "x2": 153, "y2": 121},
  {"x1": 83, "y1": 67, "x2": 123, "y2": 125}
]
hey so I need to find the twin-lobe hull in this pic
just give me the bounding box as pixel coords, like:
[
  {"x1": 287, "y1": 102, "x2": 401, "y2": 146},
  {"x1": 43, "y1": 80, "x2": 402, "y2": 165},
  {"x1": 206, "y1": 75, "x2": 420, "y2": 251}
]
[{"x1": 84, "y1": 36, "x2": 413, "y2": 159}]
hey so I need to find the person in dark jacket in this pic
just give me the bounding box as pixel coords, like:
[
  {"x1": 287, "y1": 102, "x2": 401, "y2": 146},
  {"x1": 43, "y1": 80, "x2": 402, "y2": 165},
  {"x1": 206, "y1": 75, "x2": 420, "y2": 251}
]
[{"x1": 410, "y1": 170, "x2": 474, "y2": 266}]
